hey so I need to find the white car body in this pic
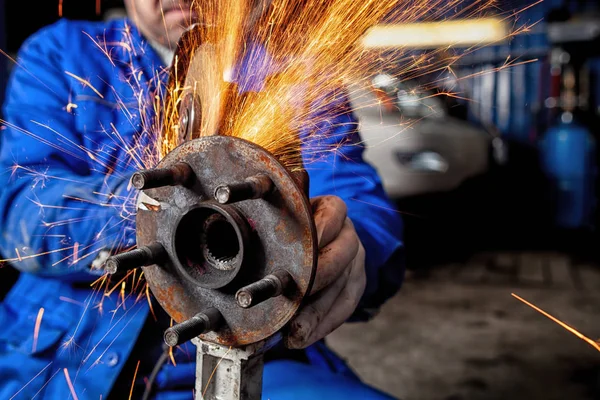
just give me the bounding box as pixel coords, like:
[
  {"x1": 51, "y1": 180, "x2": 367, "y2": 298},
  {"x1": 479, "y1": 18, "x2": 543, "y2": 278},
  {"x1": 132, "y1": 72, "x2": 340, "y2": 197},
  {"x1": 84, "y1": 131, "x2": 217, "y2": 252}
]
[{"x1": 349, "y1": 82, "x2": 492, "y2": 199}]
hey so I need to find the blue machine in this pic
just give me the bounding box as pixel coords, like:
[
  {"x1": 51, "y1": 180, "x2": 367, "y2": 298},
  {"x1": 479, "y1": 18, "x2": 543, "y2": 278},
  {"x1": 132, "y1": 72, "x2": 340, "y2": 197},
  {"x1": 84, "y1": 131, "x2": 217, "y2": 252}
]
[
  {"x1": 539, "y1": 113, "x2": 597, "y2": 229},
  {"x1": 455, "y1": 0, "x2": 600, "y2": 231},
  {"x1": 536, "y1": 6, "x2": 600, "y2": 230}
]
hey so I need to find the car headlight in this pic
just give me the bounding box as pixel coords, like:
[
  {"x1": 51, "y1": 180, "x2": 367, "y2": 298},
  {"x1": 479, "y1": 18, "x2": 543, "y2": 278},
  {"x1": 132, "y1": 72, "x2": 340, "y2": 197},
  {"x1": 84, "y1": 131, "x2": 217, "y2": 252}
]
[{"x1": 395, "y1": 151, "x2": 449, "y2": 173}]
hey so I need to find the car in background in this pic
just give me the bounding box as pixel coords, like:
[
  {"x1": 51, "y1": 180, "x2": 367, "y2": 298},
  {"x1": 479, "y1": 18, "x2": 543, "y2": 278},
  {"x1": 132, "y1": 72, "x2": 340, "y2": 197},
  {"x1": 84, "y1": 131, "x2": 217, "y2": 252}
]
[
  {"x1": 351, "y1": 72, "x2": 499, "y2": 200},
  {"x1": 348, "y1": 73, "x2": 546, "y2": 269}
]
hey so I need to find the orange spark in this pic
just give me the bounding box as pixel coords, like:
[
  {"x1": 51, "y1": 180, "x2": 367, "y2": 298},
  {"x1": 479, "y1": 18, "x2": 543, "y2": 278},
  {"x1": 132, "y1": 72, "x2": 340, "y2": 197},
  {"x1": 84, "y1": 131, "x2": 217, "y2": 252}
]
[
  {"x1": 64, "y1": 71, "x2": 104, "y2": 99},
  {"x1": 131, "y1": 269, "x2": 137, "y2": 287},
  {"x1": 96, "y1": 0, "x2": 101, "y2": 15},
  {"x1": 135, "y1": 281, "x2": 147, "y2": 304},
  {"x1": 8, "y1": 362, "x2": 53, "y2": 399},
  {"x1": 119, "y1": 281, "x2": 127, "y2": 310},
  {"x1": 202, "y1": 346, "x2": 233, "y2": 399},
  {"x1": 83, "y1": 305, "x2": 146, "y2": 366},
  {"x1": 72, "y1": 242, "x2": 79, "y2": 264},
  {"x1": 81, "y1": 31, "x2": 117, "y2": 67},
  {"x1": 60, "y1": 335, "x2": 82, "y2": 353},
  {"x1": 90, "y1": 274, "x2": 108, "y2": 289},
  {"x1": 58, "y1": 0, "x2": 63, "y2": 17},
  {"x1": 63, "y1": 368, "x2": 79, "y2": 400},
  {"x1": 1, "y1": 245, "x2": 79, "y2": 264},
  {"x1": 105, "y1": 269, "x2": 135, "y2": 296},
  {"x1": 512, "y1": 293, "x2": 600, "y2": 353},
  {"x1": 156, "y1": 0, "x2": 533, "y2": 175},
  {"x1": 129, "y1": 360, "x2": 141, "y2": 400},
  {"x1": 31, "y1": 367, "x2": 62, "y2": 399},
  {"x1": 66, "y1": 102, "x2": 78, "y2": 113},
  {"x1": 169, "y1": 346, "x2": 176, "y2": 366},
  {"x1": 146, "y1": 284, "x2": 157, "y2": 321},
  {"x1": 32, "y1": 308, "x2": 45, "y2": 353},
  {"x1": 59, "y1": 296, "x2": 85, "y2": 307}
]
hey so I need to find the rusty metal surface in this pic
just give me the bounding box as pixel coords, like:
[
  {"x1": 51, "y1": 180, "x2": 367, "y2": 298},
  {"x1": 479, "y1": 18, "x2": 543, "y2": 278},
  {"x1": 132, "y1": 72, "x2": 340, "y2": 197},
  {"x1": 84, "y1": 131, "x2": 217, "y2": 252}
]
[{"x1": 137, "y1": 136, "x2": 317, "y2": 346}]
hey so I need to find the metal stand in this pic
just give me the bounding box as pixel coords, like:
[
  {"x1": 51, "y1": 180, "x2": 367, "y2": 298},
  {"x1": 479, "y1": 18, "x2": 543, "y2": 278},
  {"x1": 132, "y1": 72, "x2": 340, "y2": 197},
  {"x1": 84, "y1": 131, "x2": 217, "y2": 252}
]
[{"x1": 192, "y1": 335, "x2": 281, "y2": 400}]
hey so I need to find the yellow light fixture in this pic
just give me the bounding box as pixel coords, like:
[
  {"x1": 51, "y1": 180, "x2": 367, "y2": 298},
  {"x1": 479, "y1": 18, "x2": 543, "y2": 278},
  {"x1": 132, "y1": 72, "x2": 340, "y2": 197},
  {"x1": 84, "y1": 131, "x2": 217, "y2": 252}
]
[{"x1": 361, "y1": 17, "x2": 509, "y2": 49}]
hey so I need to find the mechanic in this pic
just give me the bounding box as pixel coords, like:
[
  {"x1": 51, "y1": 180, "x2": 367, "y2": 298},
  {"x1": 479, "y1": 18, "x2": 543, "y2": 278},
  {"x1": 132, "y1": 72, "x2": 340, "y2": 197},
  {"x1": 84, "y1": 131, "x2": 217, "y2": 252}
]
[{"x1": 0, "y1": 0, "x2": 404, "y2": 398}]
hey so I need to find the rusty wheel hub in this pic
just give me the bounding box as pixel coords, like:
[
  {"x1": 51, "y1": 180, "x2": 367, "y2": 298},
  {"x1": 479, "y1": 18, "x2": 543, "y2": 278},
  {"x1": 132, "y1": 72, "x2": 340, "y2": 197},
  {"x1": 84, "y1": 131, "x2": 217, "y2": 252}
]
[{"x1": 109, "y1": 136, "x2": 317, "y2": 347}]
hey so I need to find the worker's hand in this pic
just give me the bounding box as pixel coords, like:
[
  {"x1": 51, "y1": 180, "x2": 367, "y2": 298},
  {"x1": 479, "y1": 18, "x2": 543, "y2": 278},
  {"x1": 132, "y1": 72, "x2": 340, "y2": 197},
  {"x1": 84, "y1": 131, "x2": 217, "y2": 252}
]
[{"x1": 285, "y1": 195, "x2": 366, "y2": 349}]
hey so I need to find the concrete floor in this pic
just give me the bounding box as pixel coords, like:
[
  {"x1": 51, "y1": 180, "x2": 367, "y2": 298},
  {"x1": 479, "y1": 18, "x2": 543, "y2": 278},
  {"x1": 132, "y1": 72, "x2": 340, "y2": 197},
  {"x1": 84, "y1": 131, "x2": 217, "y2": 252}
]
[{"x1": 327, "y1": 252, "x2": 600, "y2": 400}]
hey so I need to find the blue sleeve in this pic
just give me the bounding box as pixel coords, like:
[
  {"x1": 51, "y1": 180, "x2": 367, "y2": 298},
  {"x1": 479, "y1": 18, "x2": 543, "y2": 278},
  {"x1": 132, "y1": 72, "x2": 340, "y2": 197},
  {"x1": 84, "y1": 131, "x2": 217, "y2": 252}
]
[
  {"x1": 0, "y1": 22, "x2": 136, "y2": 282},
  {"x1": 232, "y1": 43, "x2": 405, "y2": 319},
  {"x1": 302, "y1": 90, "x2": 405, "y2": 321}
]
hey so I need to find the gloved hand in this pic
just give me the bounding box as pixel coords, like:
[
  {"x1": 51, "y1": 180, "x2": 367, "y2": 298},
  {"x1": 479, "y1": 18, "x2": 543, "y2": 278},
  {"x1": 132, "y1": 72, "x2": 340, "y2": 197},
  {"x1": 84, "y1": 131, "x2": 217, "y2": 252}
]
[{"x1": 284, "y1": 195, "x2": 366, "y2": 349}]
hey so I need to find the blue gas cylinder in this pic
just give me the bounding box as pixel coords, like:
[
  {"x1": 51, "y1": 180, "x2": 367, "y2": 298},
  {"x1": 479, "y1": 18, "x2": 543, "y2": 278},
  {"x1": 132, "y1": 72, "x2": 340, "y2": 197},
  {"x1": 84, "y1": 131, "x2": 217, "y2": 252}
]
[{"x1": 539, "y1": 113, "x2": 597, "y2": 229}]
